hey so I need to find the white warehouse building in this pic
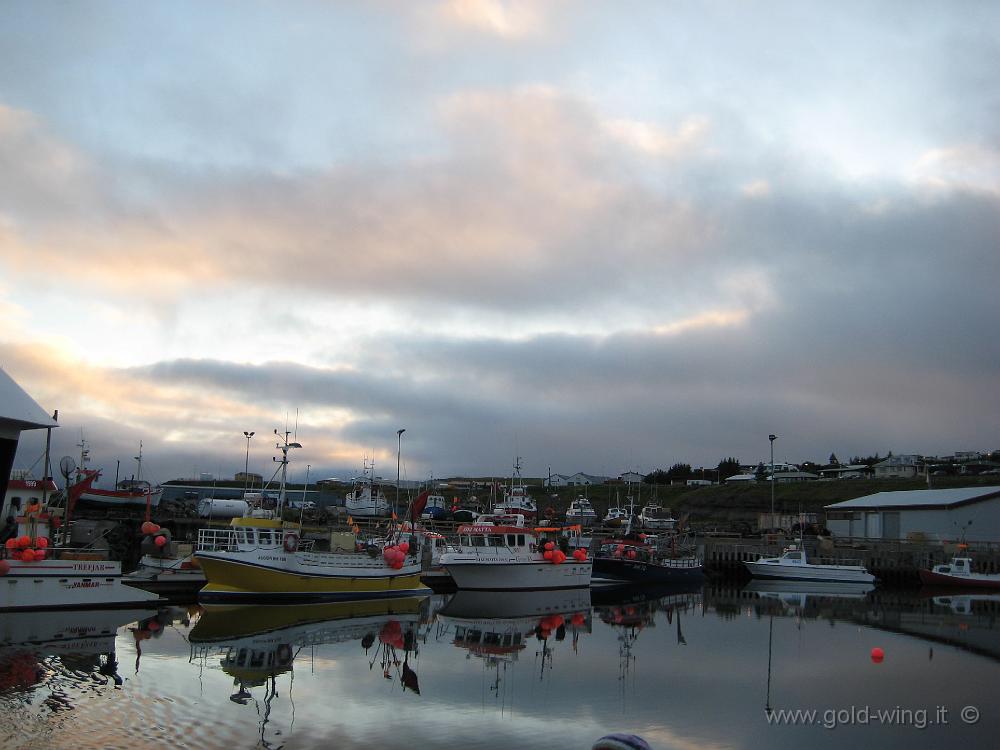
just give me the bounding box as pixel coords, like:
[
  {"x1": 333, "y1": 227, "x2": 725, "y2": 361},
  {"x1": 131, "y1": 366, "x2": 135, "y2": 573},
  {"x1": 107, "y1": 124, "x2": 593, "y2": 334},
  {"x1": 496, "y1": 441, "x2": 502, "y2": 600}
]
[{"x1": 824, "y1": 486, "x2": 1000, "y2": 543}]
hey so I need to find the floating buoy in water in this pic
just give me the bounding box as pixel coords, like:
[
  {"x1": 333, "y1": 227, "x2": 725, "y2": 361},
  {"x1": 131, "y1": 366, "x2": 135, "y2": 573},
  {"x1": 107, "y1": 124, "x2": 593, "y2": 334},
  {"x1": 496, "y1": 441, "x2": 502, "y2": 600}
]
[{"x1": 871, "y1": 647, "x2": 884, "y2": 663}]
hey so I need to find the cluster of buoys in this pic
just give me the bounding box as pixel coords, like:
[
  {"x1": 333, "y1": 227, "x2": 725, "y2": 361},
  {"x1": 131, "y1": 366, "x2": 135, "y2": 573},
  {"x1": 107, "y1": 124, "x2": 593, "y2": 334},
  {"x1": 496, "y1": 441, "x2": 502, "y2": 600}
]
[
  {"x1": 383, "y1": 541, "x2": 409, "y2": 570},
  {"x1": 541, "y1": 541, "x2": 588, "y2": 564},
  {"x1": 611, "y1": 544, "x2": 638, "y2": 559},
  {"x1": 536, "y1": 611, "x2": 588, "y2": 639},
  {"x1": 379, "y1": 620, "x2": 405, "y2": 648},
  {"x1": 141, "y1": 521, "x2": 169, "y2": 549},
  {"x1": 3, "y1": 534, "x2": 50, "y2": 563}
]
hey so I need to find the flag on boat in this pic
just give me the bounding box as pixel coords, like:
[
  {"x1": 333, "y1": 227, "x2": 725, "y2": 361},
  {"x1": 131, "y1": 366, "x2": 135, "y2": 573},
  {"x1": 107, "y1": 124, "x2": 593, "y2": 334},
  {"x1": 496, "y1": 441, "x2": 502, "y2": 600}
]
[{"x1": 410, "y1": 490, "x2": 430, "y2": 521}]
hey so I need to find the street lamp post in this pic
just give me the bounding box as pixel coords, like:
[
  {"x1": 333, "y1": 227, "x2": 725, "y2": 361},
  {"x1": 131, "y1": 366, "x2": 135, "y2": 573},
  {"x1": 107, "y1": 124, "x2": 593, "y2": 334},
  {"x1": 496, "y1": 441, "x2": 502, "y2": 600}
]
[
  {"x1": 243, "y1": 431, "x2": 255, "y2": 494},
  {"x1": 396, "y1": 428, "x2": 406, "y2": 517},
  {"x1": 769, "y1": 434, "x2": 777, "y2": 524}
]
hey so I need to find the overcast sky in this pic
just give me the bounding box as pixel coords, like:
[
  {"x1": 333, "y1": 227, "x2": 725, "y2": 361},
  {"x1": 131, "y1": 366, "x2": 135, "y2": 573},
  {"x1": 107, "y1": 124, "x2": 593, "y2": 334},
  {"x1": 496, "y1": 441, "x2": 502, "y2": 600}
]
[{"x1": 3, "y1": 1, "x2": 998, "y2": 486}]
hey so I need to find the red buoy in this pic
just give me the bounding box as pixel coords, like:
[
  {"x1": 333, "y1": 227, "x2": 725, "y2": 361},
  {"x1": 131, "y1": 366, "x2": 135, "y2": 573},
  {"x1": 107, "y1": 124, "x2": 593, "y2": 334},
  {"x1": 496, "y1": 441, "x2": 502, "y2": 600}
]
[{"x1": 871, "y1": 647, "x2": 885, "y2": 663}]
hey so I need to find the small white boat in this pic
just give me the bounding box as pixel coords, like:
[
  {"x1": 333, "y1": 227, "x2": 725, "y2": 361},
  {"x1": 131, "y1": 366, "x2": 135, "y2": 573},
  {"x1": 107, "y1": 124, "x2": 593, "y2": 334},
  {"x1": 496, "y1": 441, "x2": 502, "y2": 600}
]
[
  {"x1": 638, "y1": 504, "x2": 677, "y2": 531},
  {"x1": 344, "y1": 459, "x2": 391, "y2": 518},
  {"x1": 492, "y1": 457, "x2": 537, "y2": 516},
  {"x1": 566, "y1": 497, "x2": 598, "y2": 526},
  {"x1": 441, "y1": 514, "x2": 592, "y2": 590},
  {"x1": 744, "y1": 544, "x2": 876, "y2": 584},
  {"x1": 919, "y1": 557, "x2": 1000, "y2": 589},
  {"x1": 602, "y1": 506, "x2": 630, "y2": 527}
]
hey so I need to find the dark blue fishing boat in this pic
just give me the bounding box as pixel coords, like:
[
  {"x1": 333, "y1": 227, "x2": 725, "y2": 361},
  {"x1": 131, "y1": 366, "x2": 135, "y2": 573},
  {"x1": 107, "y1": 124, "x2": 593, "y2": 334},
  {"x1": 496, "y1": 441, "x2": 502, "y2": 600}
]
[{"x1": 592, "y1": 535, "x2": 703, "y2": 585}]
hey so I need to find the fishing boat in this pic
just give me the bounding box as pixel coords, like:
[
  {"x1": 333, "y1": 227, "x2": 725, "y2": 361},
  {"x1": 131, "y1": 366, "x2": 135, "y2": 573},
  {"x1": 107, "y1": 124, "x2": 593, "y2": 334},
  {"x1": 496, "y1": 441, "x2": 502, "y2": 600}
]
[
  {"x1": 602, "y1": 506, "x2": 630, "y2": 527},
  {"x1": 566, "y1": 497, "x2": 598, "y2": 526},
  {"x1": 637, "y1": 504, "x2": 677, "y2": 531},
  {"x1": 67, "y1": 439, "x2": 163, "y2": 510},
  {"x1": 344, "y1": 459, "x2": 392, "y2": 518},
  {"x1": 194, "y1": 432, "x2": 426, "y2": 602},
  {"x1": 744, "y1": 544, "x2": 876, "y2": 584},
  {"x1": 419, "y1": 493, "x2": 449, "y2": 520},
  {"x1": 492, "y1": 457, "x2": 537, "y2": 516},
  {"x1": 592, "y1": 534, "x2": 704, "y2": 585},
  {"x1": 1, "y1": 505, "x2": 163, "y2": 611},
  {"x1": 918, "y1": 556, "x2": 1000, "y2": 589},
  {"x1": 122, "y1": 532, "x2": 206, "y2": 597},
  {"x1": 440, "y1": 514, "x2": 592, "y2": 590}
]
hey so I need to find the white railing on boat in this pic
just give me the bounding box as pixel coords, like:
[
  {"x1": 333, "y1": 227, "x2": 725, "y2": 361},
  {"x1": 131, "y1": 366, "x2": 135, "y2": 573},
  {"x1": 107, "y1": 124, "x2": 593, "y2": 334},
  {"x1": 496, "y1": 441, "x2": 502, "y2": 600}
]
[{"x1": 196, "y1": 527, "x2": 315, "y2": 553}]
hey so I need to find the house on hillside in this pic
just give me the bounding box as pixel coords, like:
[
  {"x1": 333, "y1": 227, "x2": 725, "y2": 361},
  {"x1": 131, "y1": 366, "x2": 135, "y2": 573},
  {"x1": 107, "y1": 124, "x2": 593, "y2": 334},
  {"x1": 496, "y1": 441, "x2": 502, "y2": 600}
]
[
  {"x1": 873, "y1": 455, "x2": 920, "y2": 479},
  {"x1": 825, "y1": 486, "x2": 1000, "y2": 543},
  {"x1": 618, "y1": 471, "x2": 645, "y2": 484}
]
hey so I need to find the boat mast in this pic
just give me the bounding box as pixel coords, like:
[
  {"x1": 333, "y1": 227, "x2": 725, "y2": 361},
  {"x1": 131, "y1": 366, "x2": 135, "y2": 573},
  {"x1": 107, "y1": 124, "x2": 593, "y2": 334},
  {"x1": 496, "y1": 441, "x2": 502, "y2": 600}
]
[{"x1": 273, "y1": 429, "x2": 302, "y2": 516}]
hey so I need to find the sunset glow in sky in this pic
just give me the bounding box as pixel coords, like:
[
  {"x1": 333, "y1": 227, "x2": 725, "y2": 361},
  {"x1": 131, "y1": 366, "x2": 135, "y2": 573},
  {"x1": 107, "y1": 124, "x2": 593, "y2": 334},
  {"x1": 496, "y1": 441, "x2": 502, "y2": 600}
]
[{"x1": 3, "y1": 1, "x2": 998, "y2": 483}]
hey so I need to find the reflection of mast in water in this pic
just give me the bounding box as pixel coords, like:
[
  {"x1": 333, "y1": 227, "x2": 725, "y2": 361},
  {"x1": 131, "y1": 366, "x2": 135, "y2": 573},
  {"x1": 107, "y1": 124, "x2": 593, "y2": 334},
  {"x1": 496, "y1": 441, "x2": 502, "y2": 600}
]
[{"x1": 764, "y1": 615, "x2": 774, "y2": 718}]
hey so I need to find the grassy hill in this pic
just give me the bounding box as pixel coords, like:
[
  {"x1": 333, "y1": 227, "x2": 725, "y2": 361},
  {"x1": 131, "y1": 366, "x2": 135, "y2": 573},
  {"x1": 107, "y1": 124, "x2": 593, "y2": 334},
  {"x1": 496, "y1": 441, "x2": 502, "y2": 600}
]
[{"x1": 511, "y1": 475, "x2": 1000, "y2": 531}]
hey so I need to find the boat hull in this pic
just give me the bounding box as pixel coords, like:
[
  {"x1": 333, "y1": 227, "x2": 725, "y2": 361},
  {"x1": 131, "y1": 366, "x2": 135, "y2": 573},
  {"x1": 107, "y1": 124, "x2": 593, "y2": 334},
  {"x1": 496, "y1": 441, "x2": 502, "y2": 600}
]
[
  {"x1": 592, "y1": 556, "x2": 704, "y2": 584},
  {"x1": 918, "y1": 569, "x2": 1000, "y2": 589},
  {"x1": 442, "y1": 558, "x2": 592, "y2": 590},
  {"x1": 195, "y1": 549, "x2": 426, "y2": 602},
  {"x1": 76, "y1": 488, "x2": 163, "y2": 509},
  {"x1": 744, "y1": 560, "x2": 875, "y2": 584},
  {"x1": 1, "y1": 558, "x2": 163, "y2": 611}
]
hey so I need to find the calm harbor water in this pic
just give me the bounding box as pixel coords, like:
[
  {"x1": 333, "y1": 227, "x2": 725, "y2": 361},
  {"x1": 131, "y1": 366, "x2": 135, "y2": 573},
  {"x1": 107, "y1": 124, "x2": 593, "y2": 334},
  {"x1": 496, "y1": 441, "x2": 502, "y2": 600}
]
[{"x1": 1, "y1": 584, "x2": 997, "y2": 750}]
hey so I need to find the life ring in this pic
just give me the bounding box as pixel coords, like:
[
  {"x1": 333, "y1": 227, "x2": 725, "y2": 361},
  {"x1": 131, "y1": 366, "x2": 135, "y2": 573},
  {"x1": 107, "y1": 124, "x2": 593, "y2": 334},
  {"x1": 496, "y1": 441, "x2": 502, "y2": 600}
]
[
  {"x1": 276, "y1": 644, "x2": 293, "y2": 664},
  {"x1": 283, "y1": 533, "x2": 299, "y2": 553}
]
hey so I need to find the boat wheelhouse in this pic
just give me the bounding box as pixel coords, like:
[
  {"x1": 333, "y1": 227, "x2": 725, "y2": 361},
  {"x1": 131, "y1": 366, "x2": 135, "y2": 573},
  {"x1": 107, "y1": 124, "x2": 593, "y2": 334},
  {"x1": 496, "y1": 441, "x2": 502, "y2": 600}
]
[{"x1": 493, "y1": 457, "x2": 537, "y2": 516}]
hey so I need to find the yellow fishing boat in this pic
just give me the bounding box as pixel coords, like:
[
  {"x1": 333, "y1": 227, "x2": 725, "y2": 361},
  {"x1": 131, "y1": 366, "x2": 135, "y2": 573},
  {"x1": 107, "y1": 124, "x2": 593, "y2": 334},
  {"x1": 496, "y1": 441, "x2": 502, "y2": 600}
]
[{"x1": 194, "y1": 430, "x2": 426, "y2": 602}]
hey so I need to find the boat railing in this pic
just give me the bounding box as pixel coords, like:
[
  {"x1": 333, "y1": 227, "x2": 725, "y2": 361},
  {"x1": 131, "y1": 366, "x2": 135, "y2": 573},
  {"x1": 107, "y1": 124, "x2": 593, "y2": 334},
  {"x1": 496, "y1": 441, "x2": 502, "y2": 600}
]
[{"x1": 197, "y1": 527, "x2": 240, "y2": 552}]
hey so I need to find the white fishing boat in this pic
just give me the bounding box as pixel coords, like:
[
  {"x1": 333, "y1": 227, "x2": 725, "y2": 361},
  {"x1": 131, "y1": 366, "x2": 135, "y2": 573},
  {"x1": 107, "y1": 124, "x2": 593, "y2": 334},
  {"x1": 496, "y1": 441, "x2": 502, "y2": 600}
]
[
  {"x1": 744, "y1": 544, "x2": 876, "y2": 584},
  {"x1": 566, "y1": 497, "x2": 598, "y2": 526},
  {"x1": 440, "y1": 514, "x2": 592, "y2": 590},
  {"x1": 1, "y1": 507, "x2": 163, "y2": 611},
  {"x1": 194, "y1": 432, "x2": 426, "y2": 602},
  {"x1": 919, "y1": 556, "x2": 1000, "y2": 589},
  {"x1": 602, "y1": 506, "x2": 630, "y2": 527},
  {"x1": 638, "y1": 504, "x2": 677, "y2": 531},
  {"x1": 492, "y1": 457, "x2": 537, "y2": 516},
  {"x1": 344, "y1": 459, "x2": 392, "y2": 518}
]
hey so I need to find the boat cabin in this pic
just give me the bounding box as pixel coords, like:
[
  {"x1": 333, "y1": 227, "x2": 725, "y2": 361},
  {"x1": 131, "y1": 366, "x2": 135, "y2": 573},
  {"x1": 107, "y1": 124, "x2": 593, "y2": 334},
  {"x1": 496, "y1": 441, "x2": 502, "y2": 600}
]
[
  {"x1": 933, "y1": 557, "x2": 974, "y2": 576},
  {"x1": 198, "y1": 517, "x2": 305, "y2": 553},
  {"x1": 455, "y1": 523, "x2": 533, "y2": 551}
]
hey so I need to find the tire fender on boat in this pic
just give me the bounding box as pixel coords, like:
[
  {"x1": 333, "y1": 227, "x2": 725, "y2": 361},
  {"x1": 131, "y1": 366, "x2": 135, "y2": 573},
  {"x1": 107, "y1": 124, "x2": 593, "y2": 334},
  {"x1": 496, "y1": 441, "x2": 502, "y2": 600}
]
[{"x1": 283, "y1": 533, "x2": 299, "y2": 553}]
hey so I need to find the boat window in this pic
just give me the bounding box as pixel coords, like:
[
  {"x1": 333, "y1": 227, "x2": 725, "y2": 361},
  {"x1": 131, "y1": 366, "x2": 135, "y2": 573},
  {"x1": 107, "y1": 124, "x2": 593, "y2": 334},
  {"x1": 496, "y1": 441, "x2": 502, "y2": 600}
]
[
  {"x1": 517, "y1": 534, "x2": 525, "y2": 546},
  {"x1": 484, "y1": 632, "x2": 502, "y2": 646},
  {"x1": 472, "y1": 535, "x2": 487, "y2": 547},
  {"x1": 785, "y1": 552, "x2": 802, "y2": 560},
  {"x1": 489, "y1": 535, "x2": 504, "y2": 547},
  {"x1": 257, "y1": 530, "x2": 270, "y2": 545},
  {"x1": 506, "y1": 534, "x2": 517, "y2": 546}
]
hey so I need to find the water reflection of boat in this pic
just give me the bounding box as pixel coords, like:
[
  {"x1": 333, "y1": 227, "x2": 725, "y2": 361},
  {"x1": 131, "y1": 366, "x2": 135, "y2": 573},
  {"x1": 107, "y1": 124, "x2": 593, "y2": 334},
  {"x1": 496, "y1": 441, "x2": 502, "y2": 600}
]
[
  {"x1": 743, "y1": 579, "x2": 875, "y2": 606},
  {"x1": 438, "y1": 588, "x2": 591, "y2": 693},
  {"x1": 0, "y1": 606, "x2": 159, "y2": 692}
]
